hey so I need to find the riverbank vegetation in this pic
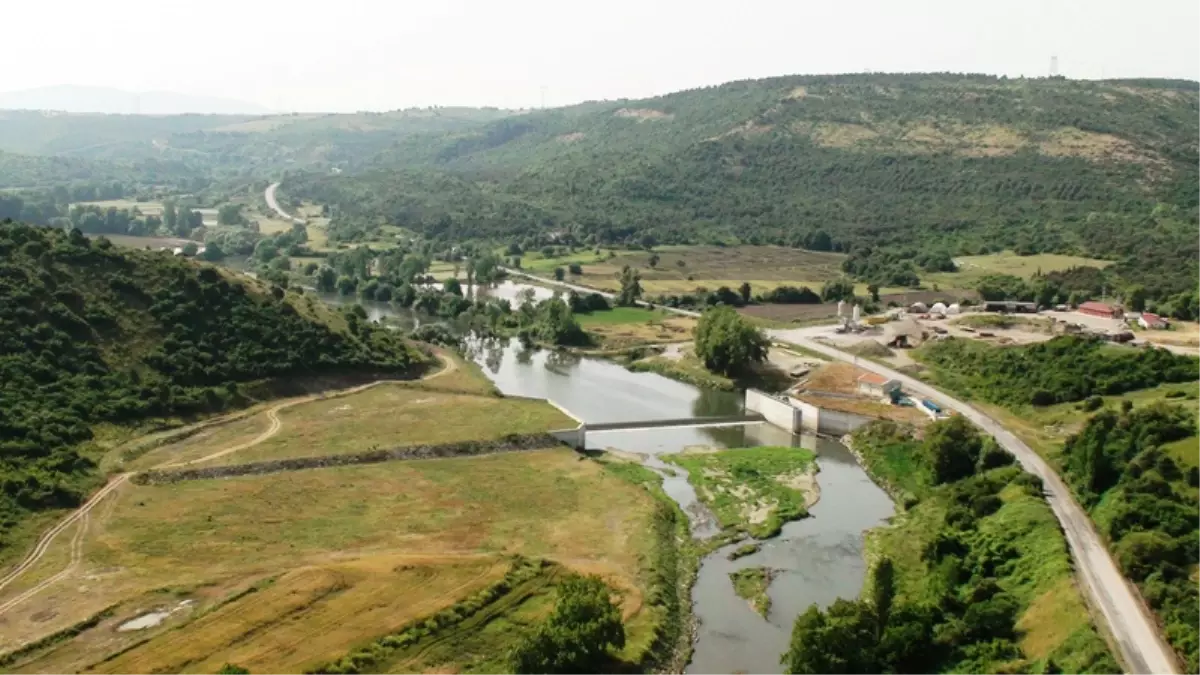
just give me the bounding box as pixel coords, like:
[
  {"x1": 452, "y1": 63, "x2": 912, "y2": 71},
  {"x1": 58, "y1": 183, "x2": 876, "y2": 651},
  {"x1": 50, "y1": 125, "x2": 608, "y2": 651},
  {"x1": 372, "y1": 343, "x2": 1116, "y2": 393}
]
[
  {"x1": 665, "y1": 446, "x2": 817, "y2": 539},
  {"x1": 783, "y1": 419, "x2": 1117, "y2": 674},
  {"x1": 729, "y1": 567, "x2": 774, "y2": 617},
  {"x1": 0, "y1": 222, "x2": 426, "y2": 557}
]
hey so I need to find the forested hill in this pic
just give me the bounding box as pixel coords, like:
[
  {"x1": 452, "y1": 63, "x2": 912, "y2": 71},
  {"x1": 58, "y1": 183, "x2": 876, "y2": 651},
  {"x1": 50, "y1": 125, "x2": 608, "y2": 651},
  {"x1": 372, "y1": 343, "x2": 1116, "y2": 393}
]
[
  {"x1": 286, "y1": 73, "x2": 1199, "y2": 295},
  {"x1": 0, "y1": 107, "x2": 514, "y2": 186},
  {"x1": 0, "y1": 222, "x2": 427, "y2": 550}
]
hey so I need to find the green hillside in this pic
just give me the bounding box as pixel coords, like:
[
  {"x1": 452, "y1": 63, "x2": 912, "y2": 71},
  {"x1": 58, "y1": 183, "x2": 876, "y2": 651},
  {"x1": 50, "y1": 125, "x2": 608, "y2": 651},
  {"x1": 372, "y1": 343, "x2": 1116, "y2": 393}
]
[
  {"x1": 0, "y1": 108, "x2": 514, "y2": 183},
  {"x1": 0, "y1": 222, "x2": 428, "y2": 552},
  {"x1": 283, "y1": 73, "x2": 1198, "y2": 300}
]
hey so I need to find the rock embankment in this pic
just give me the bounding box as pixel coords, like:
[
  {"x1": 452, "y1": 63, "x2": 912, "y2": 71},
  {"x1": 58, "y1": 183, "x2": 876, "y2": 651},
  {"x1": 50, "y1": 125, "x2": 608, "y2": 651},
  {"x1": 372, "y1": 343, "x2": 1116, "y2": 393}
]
[{"x1": 134, "y1": 434, "x2": 561, "y2": 484}]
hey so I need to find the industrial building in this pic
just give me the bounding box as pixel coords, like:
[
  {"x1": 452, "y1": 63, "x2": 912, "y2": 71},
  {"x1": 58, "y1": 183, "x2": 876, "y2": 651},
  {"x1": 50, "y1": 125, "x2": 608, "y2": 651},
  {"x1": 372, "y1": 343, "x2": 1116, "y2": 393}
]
[
  {"x1": 1078, "y1": 301, "x2": 1121, "y2": 319},
  {"x1": 983, "y1": 301, "x2": 1037, "y2": 313}
]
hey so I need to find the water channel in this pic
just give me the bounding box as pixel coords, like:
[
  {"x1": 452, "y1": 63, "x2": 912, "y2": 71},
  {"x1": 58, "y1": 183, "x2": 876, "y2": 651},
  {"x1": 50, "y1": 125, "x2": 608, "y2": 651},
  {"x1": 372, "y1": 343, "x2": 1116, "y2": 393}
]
[{"x1": 325, "y1": 283, "x2": 895, "y2": 674}]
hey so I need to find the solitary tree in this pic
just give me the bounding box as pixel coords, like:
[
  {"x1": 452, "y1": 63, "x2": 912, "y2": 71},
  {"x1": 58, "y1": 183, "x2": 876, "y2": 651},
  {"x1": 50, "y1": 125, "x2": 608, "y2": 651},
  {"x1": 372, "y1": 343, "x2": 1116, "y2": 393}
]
[
  {"x1": 648, "y1": 253, "x2": 660, "y2": 268},
  {"x1": 694, "y1": 306, "x2": 769, "y2": 376},
  {"x1": 867, "y1": 284, "x2": 881, "y2": 303},
  {"x1": 739, "y1": 282, "x2": 753, "y2": 305},
  {"x1": 554, "y1": 266, "x2": 566, "y2": 281},
  {"x1": 617, "y1": 266, "x2": 642, "y2": 306},
  {"x1": 568, "y1": 262, "x2": 583, "y2": 275}
]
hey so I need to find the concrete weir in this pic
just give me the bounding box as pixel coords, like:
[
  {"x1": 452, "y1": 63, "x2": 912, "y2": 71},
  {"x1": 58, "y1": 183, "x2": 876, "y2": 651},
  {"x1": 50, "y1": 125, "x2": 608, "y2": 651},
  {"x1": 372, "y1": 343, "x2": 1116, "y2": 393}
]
[{"x1": 551, "y1": 414, "x2": 765, "y2": 450}]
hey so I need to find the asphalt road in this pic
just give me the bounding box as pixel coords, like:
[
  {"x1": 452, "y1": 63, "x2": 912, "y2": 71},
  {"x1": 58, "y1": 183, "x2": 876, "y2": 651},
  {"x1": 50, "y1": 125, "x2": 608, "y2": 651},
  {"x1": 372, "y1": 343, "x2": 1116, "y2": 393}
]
[
  {"x1": 768, "y1": 328, "x2": 1180, "y2": 675},
  {"x1": 264, "y1": 182, "x2": 305, "y2": 224},
  {"x1": 500, "y1": 267, "x2": 702, "y2": 318}
]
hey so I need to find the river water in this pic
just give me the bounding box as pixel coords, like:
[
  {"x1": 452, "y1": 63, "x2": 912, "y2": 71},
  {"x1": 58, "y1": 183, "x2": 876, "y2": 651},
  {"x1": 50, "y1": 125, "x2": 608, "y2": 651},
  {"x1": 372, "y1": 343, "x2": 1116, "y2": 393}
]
[
  {"x1": 463, "y1": 337, "x2": 894, "y2": 673},
  {"x1": 321, "y1": 284, "x2": 895, "y2": 674}
]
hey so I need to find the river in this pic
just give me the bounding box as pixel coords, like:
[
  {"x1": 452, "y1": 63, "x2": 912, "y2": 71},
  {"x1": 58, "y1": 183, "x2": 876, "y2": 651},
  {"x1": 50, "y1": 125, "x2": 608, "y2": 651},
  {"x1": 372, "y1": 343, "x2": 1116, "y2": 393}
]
[{"x1": 322, "y1": 283, "x2": 895, "y2": 674}]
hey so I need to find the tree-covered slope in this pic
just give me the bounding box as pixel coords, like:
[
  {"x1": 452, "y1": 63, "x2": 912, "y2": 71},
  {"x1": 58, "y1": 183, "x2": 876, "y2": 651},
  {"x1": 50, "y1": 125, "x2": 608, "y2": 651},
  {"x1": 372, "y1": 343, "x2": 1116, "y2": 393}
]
[
  {"x1": 0, "y1": 108, "x2": 515, "y2": 185},
  {"x1": 0, "y1": 222, "x2": 427, "y2": 550},
  {"x1": 287, "y1": 73, "x2": 1198, "y2": 295}
]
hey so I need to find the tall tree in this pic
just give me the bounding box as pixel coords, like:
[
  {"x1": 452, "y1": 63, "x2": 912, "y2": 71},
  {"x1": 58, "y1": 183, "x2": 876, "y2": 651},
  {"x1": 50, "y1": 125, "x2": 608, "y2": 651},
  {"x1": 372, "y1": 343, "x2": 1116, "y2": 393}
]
[
  {"x1": 617, "y1": 265, "x2": 642, "y2": 306},
  {"x1": 694, "y1": 306, "x2": 769, "y2": 376}
]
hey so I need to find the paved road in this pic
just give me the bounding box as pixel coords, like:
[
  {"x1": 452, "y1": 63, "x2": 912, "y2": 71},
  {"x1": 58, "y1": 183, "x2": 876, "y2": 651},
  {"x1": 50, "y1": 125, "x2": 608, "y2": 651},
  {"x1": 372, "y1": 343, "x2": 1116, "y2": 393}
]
[
  {"x1": 500, "y1": 267, "x2": 701, "y2": 318},
  {"x1": 264, "y1": 182, "x2": 305, "y2": 224},
  {"x1": 768, "y1": 328, "x2": 1180, "y2": 675}
]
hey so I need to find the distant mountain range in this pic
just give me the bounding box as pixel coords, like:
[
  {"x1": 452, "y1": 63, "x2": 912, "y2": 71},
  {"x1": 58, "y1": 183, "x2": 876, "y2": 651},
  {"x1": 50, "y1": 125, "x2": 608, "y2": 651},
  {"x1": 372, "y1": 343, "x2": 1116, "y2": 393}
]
[{"x1": 0, "y1": 85, "x2": 272, "y2": 115}]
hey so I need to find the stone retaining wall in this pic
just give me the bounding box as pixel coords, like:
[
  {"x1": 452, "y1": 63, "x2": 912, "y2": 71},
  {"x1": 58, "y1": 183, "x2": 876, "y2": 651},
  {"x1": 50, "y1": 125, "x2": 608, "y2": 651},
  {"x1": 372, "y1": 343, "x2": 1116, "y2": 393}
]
[{"x1": 134, "y1": 433, "x2": 562, "y2": 484}]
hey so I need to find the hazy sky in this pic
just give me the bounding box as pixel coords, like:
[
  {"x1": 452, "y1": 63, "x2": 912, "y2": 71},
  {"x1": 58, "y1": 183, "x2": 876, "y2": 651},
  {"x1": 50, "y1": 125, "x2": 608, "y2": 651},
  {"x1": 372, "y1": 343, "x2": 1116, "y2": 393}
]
[{"x1": 7, "y1": 0, "x2": 1198, "y2": 112}]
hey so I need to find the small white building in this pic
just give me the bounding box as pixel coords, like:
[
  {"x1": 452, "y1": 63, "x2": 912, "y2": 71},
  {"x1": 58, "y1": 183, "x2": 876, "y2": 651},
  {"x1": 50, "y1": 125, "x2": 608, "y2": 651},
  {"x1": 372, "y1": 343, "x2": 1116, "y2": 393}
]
[
  {"x1": 857, "y1": 372, "x2": 901, "y2": 398},
  {"x1": 930, "y1": 301, "x2": 948, "y2": 315},
  {"x1": 1138, "y1": 313, "x2": 1169, "y2": 330},
  {"x1": 946, "y1": 303, "x2": 962, "y2": 315}
]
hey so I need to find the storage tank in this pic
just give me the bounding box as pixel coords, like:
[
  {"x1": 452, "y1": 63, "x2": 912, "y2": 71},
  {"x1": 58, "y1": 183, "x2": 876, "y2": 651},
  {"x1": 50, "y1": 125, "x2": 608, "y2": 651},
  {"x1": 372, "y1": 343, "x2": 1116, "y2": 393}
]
[
  {"x1": 946, "y1": 303, "x2": 961, "y2": 315},
  {"x1": 930, "y1": 302, "x2": 948, "y2": 315},
  {"x1": 852, "y1": 304, "x2": 862, "y2": 323},
  {"x1": 837, "y1": 300, "x2": 845, "y2": 318}
]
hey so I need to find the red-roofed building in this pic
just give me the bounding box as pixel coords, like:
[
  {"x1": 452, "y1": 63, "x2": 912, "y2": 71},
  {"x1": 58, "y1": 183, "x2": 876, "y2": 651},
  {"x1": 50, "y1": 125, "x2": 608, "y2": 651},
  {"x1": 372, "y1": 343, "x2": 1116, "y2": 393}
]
[
  {"x1": 1078, "y1": 301, "x2": 1120, "y2": 319},
  {"x1": 1138, "y1": 313, "x2": 1168, "y2": 329},
  {"x1": 857, "y1": 372, "x2": 900, "y2": 398}
]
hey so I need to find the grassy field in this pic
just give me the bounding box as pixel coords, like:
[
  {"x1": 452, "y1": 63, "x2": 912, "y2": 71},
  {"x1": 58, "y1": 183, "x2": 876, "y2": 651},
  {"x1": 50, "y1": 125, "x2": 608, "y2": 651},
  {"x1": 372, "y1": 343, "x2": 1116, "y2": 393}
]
[
  {"x1": 665, "y1": 446, "x2": 817, "y2": 538},
  {"x1": 579, "y1": 310, "x2": 696, "y2": 349},
  {"x1": 522, "y1": 245, "x2": 853, "y2": 295},
  {"x1": 0, "y1": 355, "x2": 683, "y2": 672},
  {"x1": 924, "y1": 250, "x2": 1114, "y2": 288},
  {"x1": 974, "y1": 381, "x2": 1199, "y2": 468},
  {"x1": 729, "y1": 567, "x2": 773, "y2": 617},
  {"x1": 127, "y1": 379, "x2": 571, "y2": 470},
  {"x1": 2, "y1": 449, "x2": 664, "y2": 671}
]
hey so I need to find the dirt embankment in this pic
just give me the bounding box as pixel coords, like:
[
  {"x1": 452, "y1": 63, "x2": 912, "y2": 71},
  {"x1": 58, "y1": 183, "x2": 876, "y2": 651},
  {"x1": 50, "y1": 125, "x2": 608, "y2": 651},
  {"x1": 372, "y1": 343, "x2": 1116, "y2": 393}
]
[{"x1": 135, "y1": 434, "x2": 563, "y2": 484}]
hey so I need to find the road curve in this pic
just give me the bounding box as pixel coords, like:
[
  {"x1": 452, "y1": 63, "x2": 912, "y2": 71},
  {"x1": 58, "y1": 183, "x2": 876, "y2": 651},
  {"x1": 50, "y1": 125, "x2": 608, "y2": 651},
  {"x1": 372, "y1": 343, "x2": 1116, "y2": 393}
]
[
  {"x1": 264, "y1": 182, "x2": 305, "y2": 224},
  {"x1": 768, "y1": 329, "x2": 1179, "y2": 675}
]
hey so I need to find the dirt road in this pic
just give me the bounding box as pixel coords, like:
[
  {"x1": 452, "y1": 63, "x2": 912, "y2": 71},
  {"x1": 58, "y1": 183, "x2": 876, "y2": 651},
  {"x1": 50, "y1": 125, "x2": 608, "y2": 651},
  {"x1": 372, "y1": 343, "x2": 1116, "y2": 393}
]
[
  {"x1": 0, "y1": 355, "x2": 456, "y2": 614},
  {"x1": 769, "y1": 329, "x2": 1179, "y2": 675}
]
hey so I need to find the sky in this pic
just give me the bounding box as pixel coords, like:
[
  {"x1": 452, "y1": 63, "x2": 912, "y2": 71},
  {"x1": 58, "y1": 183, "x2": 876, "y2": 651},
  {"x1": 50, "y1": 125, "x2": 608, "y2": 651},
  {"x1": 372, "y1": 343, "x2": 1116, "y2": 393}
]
[{"x1": 6, "y1": 0, "x2": 1198, "y2": 112}]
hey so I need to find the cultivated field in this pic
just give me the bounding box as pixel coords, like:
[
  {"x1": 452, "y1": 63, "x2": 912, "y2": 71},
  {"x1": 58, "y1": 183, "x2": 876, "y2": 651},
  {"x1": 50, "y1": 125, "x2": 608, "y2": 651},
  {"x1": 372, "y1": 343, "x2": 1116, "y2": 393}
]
[
  {"x1": 0, "y1": 364, "x2": 669, "y2": 672},
  {"x1": 526, "y1": 245, "x2": 853, "y2": 295}
]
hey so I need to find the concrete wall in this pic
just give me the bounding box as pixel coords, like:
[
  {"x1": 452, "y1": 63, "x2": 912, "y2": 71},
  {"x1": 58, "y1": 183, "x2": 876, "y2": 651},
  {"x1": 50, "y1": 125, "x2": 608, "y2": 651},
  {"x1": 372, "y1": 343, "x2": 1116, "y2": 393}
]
[
  {"x1": 745, "y1": 389, "x2": 802, "y2": 433},
  {"x1": 789, "y1": 397, "x2": 874, "y2": 436}
]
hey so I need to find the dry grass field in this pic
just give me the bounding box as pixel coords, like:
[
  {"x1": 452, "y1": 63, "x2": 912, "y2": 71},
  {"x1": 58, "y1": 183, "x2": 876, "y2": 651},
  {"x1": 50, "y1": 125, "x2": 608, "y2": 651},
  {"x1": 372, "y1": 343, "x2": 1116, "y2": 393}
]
[
  {"x1": 1, "y1": 449, "x2": 661, "y2": 671},
  {"x1": 127, "y1": 383, "x2": 573, "y2": 469},
  {"x1": 0, "y1": 359, "x2": 669, "y2": 673}
]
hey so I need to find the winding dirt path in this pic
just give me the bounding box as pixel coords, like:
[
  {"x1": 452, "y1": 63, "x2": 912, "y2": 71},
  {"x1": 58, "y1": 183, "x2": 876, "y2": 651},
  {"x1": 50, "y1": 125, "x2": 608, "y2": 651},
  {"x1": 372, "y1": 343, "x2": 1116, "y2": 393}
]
[{"x1": 0, "y1": 354, "x2": 456, "y2": 614}]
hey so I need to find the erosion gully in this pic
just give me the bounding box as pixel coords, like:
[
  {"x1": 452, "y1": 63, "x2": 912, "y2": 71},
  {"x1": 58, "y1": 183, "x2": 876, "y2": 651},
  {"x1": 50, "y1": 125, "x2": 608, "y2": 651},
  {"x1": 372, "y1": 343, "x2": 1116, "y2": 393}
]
[{"x1": 329, "y1": 283, "x2": 895, "y2": 674}]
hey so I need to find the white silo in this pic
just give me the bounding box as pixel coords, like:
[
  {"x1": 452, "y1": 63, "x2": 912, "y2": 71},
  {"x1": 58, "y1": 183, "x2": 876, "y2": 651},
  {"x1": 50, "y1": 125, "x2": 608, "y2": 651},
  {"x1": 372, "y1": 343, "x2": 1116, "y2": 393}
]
[
  {"x1": 852, "y1": 304, "x2": 862, "y2": 323},
  {"x1": 837, "y1": 300, "x2": 845, "y2": 318}
]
